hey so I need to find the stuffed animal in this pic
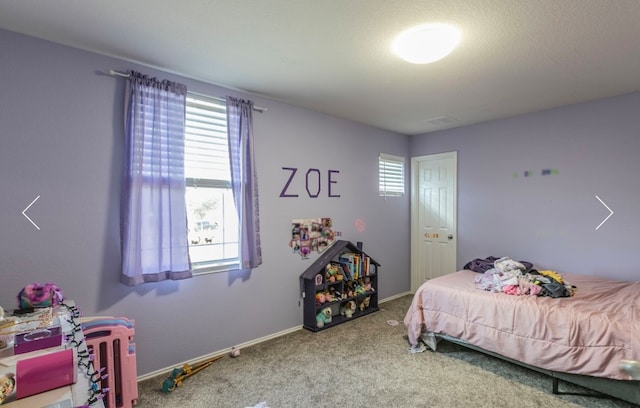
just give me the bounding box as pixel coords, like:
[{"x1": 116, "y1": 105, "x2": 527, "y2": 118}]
[
  {"x1": 328, "y1": 286, "x2": 341, "y2": 301},
  {"x1": 340, "y1": 300, "x2": 356, "y2": 318},
  {"x1": 344, "y1": 281, "x2": 355, "y2": 298},
  {"x1": 315, "y1": 292, "x2": 326, "y2": 306},
  {"x1": 325, "y1": 264, "x2": 344, "y2": 283},
  {"x1": 358, "y1": 296, "x2": 371, "y2": 311},
  {"x1": 363, "y1": 276, "x2": 374, "y2": 292},
  {"x1": 325, "y1": 264, "x2": 338, "y2": 282},
  {"x1": 316, "y1": 307, "x2": 332, "y2": 328}
]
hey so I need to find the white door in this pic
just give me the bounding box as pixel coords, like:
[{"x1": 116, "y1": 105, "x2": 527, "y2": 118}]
[{"x1": 411, "y1": 152, "x2": 457, "y2": 292}]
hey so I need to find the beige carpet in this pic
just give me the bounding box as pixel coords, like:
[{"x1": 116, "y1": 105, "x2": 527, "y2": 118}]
[{"x1": 136, "y1": 295, "x2": 636, "y2": 408}]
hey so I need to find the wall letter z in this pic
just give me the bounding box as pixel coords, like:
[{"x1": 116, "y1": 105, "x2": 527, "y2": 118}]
[{"x1": 280, "y1": 167, "x2": 299, "y2": 197}]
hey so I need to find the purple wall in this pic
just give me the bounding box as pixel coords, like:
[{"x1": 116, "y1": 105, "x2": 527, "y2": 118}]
[
  {"x1": 0, "y1": 29, "x2": 410, "y2": 376},
  {"x1": 4, "y1": 24, "x2": 637, "y2": 378},
  {"x1": 411, "y1": 92, "x2": 640, "y2": 281}
]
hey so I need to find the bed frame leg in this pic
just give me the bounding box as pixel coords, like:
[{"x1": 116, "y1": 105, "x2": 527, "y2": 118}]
[{"x1": 552, "y1": 377, "x2": 559, "y2": 394}]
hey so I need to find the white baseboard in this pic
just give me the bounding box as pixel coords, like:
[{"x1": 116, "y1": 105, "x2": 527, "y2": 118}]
[
  {"x1": 380, "y1": 291, "x2": 412, "y2": 303},
  {"x1": 137, "y1": 291, "x2": 412, "y2": 382},
  {"x1": 137, "y1": 325, "x2": 303, "y2": 382}
]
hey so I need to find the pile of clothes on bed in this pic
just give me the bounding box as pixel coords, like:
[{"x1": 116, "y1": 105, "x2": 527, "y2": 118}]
[{"x1": 464, "y1": 256, "x2": 576, "y2": 298}]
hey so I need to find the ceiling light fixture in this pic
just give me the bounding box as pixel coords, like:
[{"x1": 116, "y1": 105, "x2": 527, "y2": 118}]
[{"x1": 392, "y1": 23, "x2": 461, "y2": 64}]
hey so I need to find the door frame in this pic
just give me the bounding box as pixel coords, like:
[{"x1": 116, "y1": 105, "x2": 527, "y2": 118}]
[{"x1": 410, "y1": 151, "x2": 458, "y2": 292}]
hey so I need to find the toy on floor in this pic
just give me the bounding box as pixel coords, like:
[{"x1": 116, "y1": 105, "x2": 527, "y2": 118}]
[
  {"x1": 161, "y1": 355, "x2": 224, "y2": 393},
  {"x1": 245, "y1": 402, "x2": 269, "y2": 408}
]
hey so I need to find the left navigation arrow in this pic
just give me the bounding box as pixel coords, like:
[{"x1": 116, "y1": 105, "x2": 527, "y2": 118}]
[{"x1": 22, "y1": 195, "x2": 41, "y2": 230}]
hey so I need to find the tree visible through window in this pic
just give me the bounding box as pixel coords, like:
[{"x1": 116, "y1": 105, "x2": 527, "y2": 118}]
[{"x1": 185, "y1": 93, "x2": 239, "y2": 271}]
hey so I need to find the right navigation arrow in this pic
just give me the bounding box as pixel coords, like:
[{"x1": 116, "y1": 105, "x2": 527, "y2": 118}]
[{"x1": 594, "y1": 195, "x2": 613, "y2": 231}]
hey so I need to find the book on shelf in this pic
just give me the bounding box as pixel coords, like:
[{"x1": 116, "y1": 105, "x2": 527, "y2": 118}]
[
  {"x1": 338, "y1": 253, "x2": 355, "y2": 279},
  {"x1": 369, "y1": 262, "x2": 376, "y2": 275},
  {"x1": 335, "y1": 262, "x2": 352, "y2": 281},
  {"x1": 353, "y1": 254, "x2": 360, "y2": 279},
  {"x1": 337, "y1": 252, "x2": 376, "y2": 280}
]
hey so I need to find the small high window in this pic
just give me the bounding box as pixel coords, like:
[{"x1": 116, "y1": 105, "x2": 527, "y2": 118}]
[{"x1": 378, "y1": 153, "x2": 405, "y2": 197}]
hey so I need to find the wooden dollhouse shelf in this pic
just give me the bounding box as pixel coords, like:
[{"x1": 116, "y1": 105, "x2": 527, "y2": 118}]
[{"x1": 300, "y1": 240, "x2": 380, "y2": 332}]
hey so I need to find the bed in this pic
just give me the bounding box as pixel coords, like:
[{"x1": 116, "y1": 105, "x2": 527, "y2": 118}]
[{"x1": 404, "y1": 269, "x2": 640, "y2": 404}]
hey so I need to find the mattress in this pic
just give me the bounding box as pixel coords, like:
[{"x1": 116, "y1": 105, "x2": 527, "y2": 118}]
[{"x1": 404, "y1": 270, "x2": 640, "y2": 380}]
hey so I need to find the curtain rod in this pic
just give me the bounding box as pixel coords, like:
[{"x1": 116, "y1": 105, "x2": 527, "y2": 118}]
[{"x1": 108, "y1": 69, "x2": 266, "y2": 112}]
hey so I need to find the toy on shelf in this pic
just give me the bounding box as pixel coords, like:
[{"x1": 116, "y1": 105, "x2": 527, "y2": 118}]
[
  {"x1": 357, "y1": 296, "x2": 371, "y2": 311},
  {"x1": 324, "y1": 291, "x2": 334, "y2": 302},
  {"x1": 363, "y1": 276, "x2": 374, "y2": 292},
  {"x1": 161, "y1": 355, "x2": 224, "y2": 393},
  {"x1": 325, "y1": 264, "x2": 344, "y2": 283},
  {"x1": 328, "y1": 286, "x2": 340, "y2": 301},
  {"x1": 340, "y1": 301, "x2": 356, "y2": 318},
  {"x1": 300, "y1": 240, "x2": 381, "y2": 332},
  {"x1": 315, "y1": 307, "x2": 332, "y2": 328},
  {"x1": 344, "y1": 281, "x2": 355, "y2": 298}
]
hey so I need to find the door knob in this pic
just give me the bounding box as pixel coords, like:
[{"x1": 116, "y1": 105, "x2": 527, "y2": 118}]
[{"x1": 448, "y1": 234, "x2": 453, "y2": 240}]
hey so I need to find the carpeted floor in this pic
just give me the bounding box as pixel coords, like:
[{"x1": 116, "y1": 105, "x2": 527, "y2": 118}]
[{"x1": 136, "y1": 295, "x2": 637, "y2": 408}]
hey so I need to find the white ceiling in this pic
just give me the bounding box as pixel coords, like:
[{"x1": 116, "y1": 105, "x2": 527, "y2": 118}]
[{"x1": 1, "y1": 0, "x2": 639, "y2": 135}]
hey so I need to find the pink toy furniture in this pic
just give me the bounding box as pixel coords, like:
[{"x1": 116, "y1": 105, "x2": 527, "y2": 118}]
[
  {"x1": 15, "y1": 348, "x2": 76, "y2": 399},
  {"x1": 81, "y1": 317, "x2": 138, "y2": 408}
]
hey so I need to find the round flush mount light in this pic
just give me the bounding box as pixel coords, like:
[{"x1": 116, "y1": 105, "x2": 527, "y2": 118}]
[{"x1": 392, "y1": 23, "x2": 461, "y2": 64}]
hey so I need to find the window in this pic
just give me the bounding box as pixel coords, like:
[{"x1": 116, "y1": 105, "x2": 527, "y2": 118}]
[
  {"x1": 185, "y1": 93, "x2": 239, "y2": 272},
  {"x1": 378, "y1": 153, "x2": 405, "y2": 197}
]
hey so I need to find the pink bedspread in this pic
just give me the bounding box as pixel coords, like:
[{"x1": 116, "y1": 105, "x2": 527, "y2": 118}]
[{"x1": 404, "y1": 270, "x2": 640, "y2": 380}]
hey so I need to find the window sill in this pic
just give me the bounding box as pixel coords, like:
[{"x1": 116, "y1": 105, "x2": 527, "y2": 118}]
[{"x1": 192, "y1": 260, "x2": 239, "y2": 276}]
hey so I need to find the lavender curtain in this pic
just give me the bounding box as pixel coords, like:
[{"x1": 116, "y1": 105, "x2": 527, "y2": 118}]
[
  {"x1": 121, "y1": 71, "x2": 192, "y2": 285},
  {"x1": 226, "y1": 96, "x2": 262, "y2": 270}
]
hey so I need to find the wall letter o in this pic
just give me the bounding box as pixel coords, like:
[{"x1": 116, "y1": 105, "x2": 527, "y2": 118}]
[{"x1": 305, "y1": 168, "x2": 321, "y2": 198}]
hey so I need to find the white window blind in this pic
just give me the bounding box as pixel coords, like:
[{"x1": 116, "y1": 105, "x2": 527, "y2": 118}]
[
  {"x1": 184, "y1": 93, "x2": 239, "y2": 273},
  {"x1": 185, "y1": 94, "x2": 230, "y2": 186},
  {"x1": 379, "y1": 153, "x2": 405, "y2": 197}
]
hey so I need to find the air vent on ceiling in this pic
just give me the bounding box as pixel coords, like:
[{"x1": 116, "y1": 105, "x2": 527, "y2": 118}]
[{"x1": 423, "y1": 115, "x2": 458, "y2": 126}]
